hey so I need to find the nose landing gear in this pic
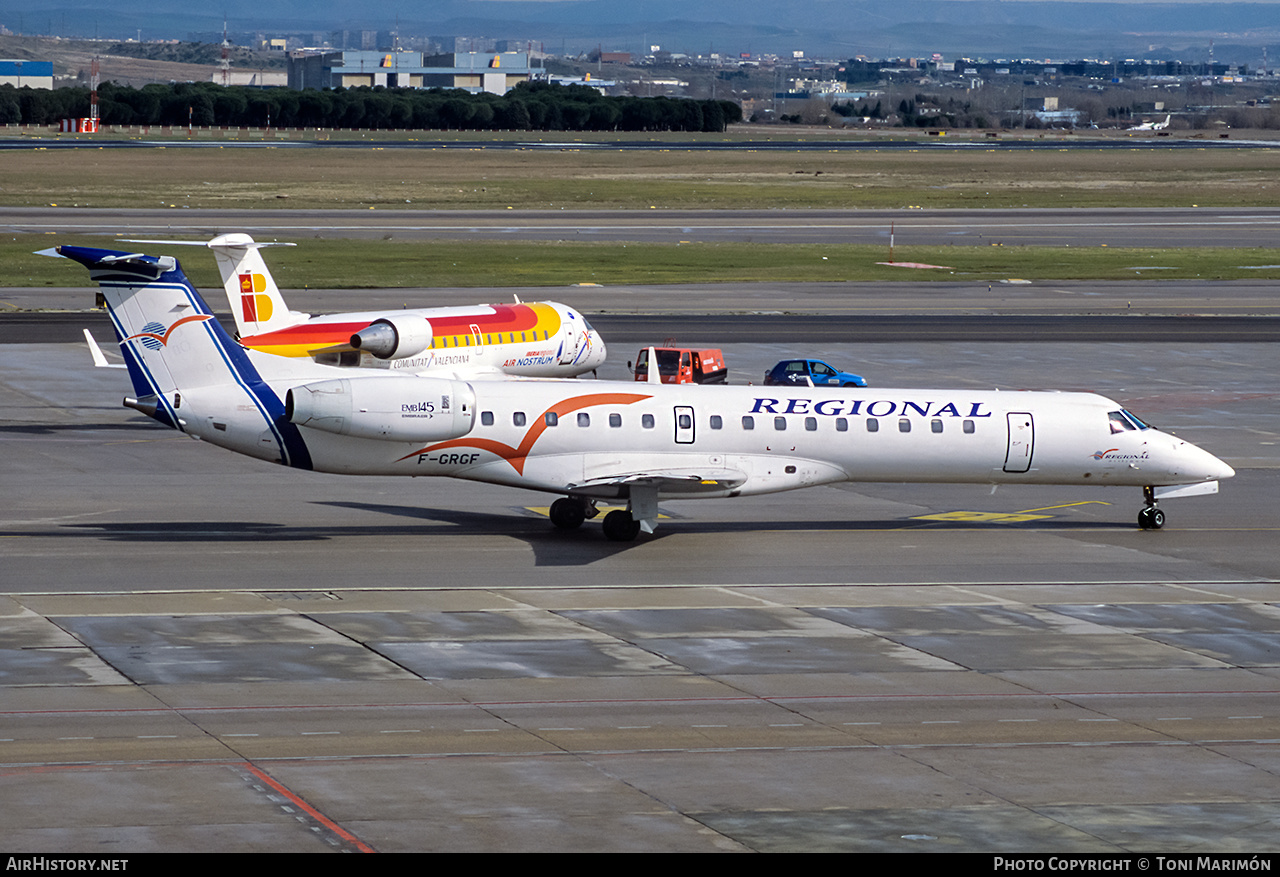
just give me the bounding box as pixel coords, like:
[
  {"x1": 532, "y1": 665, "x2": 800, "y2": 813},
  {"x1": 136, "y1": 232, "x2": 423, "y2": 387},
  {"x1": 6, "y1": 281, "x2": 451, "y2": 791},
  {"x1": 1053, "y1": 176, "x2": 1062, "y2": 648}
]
[{"x1": 1138, "y1": 486, "x2": 1165, "y2": 530}]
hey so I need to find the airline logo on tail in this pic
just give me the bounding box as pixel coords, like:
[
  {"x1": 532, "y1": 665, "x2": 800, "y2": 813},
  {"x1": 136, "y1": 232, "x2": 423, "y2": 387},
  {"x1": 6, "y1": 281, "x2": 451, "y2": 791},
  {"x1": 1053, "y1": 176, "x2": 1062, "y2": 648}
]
[
  {"x1": 238, "y1": 272, "x2": 272, "y2": 323},
  {"x1": 126, "y1": 315, "x2": 214, "y2": 349}
]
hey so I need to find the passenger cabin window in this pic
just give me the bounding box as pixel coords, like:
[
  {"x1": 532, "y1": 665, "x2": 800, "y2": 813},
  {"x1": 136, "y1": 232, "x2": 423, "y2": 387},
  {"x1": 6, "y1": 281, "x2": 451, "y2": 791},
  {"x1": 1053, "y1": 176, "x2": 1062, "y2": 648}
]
[
  {"x1": 836, "y1": 417, "x2": 848, "y2": 432},
  {"x1": 899, "y1": 418, "x2": 911, "y2": 433},
  {"x1": 931, "y1": 419, "x2": 943, "y2": 433},
  {"x1": 805, "y1": 417, "x2": 817, "y2": 431},
  {"x1": 866, "y1": 418, "x2": 879, "y2": 432},
  {"x1": 710, "y1": 415, "x2": 723, "y2": 430},
  {"x1": 642, "y1": 414, "x2": 655, "y2": 429},
  {"x1": 774, "y1": 416, "x2": 786, "y2": 431},
  {"x1": 609, "y1": 413, "x2": 622, "y2": 428},
  {"x1": 678, "y1": 413, "x2": 692, "y2": 430},
  {"x1": 577, "y1": 413, "x2": 590, "y2": 427},
  {"x1": 513, "y1": 412, "x2": 526, "y2": 427},
  {"x1": 481, "y1": 411, "x2": 494, "y2": 426},
  {"x1": 742, "y1": 416, "x2": 755, "y2": 430},
  {"x1": 545, "y1": 412, "x2": 558, "y2": 426},
  {"x1": 963, "y1": 419, "x2": 975, "y2": 434}
]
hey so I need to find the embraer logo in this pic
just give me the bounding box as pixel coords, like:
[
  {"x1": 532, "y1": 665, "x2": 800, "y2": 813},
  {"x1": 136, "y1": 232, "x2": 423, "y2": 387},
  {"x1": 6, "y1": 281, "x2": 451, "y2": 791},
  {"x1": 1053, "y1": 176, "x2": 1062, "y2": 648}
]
[
  {"x1": 126, "y1": 315, "x2": 214, "y2": 350},
  {"x1": 397, "y1": 392, "x2": 651, "y2": 474}
]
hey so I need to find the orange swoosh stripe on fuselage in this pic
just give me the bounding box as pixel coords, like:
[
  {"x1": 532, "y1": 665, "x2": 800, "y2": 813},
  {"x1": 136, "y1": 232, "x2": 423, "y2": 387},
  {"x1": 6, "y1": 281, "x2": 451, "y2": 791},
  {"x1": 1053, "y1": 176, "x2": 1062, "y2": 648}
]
[
  {"x1": 397, "y1": 392, "x2": 652, "y2": 475},
  {"x1": 239, "y1": 303, "x2": 562, "y2": 358}
]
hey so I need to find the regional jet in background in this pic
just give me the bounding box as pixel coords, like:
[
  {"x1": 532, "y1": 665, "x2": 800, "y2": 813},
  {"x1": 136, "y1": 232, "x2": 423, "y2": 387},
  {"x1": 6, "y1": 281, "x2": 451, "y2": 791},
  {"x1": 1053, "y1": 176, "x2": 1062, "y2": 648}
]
[
  {"x1": 57, "y1": 245, "x2": 1233, "y2": 541},
  {"x1": 1128, "y1": 114, "x2": 1171, "y2": 131},
  {"x1": 122, "y1": 233, "x2": 606, "y2": 379}
]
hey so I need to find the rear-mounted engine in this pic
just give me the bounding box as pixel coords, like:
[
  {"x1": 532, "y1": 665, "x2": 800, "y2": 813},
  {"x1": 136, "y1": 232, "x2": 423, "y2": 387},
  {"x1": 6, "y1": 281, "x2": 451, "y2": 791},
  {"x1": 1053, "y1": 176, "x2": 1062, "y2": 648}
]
[
  {"x1": 348, "y1": 315, "x2": 433, "y2": 360},
  {"x1": 286, "y1": 376, "x2": 474, "y2": 442}
]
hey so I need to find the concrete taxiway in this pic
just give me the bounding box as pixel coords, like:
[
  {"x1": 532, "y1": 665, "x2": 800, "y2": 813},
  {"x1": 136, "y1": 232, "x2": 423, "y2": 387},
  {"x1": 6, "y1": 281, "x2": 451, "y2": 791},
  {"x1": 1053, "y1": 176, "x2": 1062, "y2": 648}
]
[
  {"x1": 3, "y1": 225, "x2": 1279, "y2": 847},
  {"x1": 2, "y1": 289, "x2": 1278, "y2": 851}
]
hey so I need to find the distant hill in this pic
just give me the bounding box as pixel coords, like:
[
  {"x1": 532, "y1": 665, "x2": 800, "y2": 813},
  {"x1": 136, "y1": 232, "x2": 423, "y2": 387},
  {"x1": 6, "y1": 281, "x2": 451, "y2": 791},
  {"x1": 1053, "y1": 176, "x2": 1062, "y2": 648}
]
[
  {"x1": 5, "y1": 1, "x2": 1279, "y2": 63},
  {"x1": 0, "y1": 34, "x2": 283, "y2": 87}
]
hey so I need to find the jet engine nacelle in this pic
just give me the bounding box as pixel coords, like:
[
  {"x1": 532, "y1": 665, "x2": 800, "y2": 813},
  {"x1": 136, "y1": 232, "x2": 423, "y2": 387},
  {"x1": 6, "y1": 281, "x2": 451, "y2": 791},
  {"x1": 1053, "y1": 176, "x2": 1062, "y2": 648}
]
[
  {"x1": 285, "y1": 376, "x2": 474, "y2": 442},
  {"x1": 349, "y1": 315, "x2": 433, "y2": 360}
]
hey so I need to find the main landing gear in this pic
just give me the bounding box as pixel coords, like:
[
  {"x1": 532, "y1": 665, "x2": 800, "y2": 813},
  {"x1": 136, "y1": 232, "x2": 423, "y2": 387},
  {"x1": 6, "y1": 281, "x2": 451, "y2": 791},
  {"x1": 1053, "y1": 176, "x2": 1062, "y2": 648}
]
[
  {"x1": 1138, "y1": 486, "x2": 1165, "y2": 530},
  {"x1": 601, "y1": 509, "x2": 641, "y2": 542},
  {"x1": 548, "y1": 497, "x2": 644, "y2": 542},
  {"x1": 549, "y1": 496, "x2": 597, "y2": 530}
]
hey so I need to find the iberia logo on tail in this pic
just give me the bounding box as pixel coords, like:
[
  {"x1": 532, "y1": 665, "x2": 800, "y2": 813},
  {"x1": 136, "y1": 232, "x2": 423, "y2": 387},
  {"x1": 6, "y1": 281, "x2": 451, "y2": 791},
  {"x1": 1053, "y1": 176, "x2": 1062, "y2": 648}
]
[{"x1": 238, "y1": 273, "x2": 273, "y2": 323}]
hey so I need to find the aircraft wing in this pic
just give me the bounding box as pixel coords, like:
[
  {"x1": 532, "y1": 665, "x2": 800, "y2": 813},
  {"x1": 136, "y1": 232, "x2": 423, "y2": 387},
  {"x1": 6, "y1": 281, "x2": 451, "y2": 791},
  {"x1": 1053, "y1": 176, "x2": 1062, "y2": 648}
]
[{"x1": 568, "y1": 467, "x2": 748, "y2": 500}]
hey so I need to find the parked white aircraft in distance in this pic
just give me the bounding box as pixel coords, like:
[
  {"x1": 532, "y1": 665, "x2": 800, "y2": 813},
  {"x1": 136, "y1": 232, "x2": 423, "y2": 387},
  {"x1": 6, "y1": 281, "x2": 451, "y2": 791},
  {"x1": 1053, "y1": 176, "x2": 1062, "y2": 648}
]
[
  {"x1": 58, "y1": 245, "x2": 1234, "y2": 541},
  {"x1": 123, "y1": 233, "x2": 606, "y2": 379},
  {"x1": 1128, "y1": 114, "x2": 1171, "y2": 131}
]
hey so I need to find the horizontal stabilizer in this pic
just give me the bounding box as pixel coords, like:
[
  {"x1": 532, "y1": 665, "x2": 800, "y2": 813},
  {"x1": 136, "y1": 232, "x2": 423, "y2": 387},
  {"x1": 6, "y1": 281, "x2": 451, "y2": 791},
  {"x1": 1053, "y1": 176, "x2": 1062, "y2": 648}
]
[
  {"x1": 58, "y1": 247, "x2": 176, "y2": 280},
  {"x1": 83, "y1": 329, "x2": 126, "y2": 369}
]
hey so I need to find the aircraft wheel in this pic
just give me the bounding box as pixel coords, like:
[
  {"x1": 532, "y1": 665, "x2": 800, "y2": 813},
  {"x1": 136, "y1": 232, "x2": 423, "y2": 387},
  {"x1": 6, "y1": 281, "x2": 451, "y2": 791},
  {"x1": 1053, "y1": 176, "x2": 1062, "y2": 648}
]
[
  {"x1": 549, "y1": 497, "x2": 586, "y2": 530},
  {"x1": 1138, "y1": 507, "x2": 1165, "y2": 530},
  {"x1": 602, "y1": 509, "x2": 641, "y2": 542}
]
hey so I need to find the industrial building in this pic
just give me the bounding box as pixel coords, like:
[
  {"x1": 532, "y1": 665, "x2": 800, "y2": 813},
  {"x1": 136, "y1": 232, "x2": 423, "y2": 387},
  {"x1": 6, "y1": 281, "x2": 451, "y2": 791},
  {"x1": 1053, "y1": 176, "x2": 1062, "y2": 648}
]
[
  {"x1": 287, "y1": 50, "x2": 533, "y2": 94},
  {"x1": 0, "y1": 60, "x2": 53, "y2": 89}
]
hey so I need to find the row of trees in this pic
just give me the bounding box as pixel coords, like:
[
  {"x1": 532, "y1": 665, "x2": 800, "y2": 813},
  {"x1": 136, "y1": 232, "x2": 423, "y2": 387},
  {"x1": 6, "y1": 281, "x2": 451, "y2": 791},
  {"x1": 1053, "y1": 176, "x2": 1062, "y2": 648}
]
[{"x1": 0, "y1": 80, "x2": 742, "y2": 132}]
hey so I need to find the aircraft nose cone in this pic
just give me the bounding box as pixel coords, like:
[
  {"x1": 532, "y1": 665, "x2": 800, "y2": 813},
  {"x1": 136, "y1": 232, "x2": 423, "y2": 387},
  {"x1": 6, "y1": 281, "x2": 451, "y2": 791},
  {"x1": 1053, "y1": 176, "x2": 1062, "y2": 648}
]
[
  {"x1": 588, "y1": 331, "x2": 607, "y2": 362},
  {"x1": 1182, "y1": 439, "x2": 1234, "y2": 481}
]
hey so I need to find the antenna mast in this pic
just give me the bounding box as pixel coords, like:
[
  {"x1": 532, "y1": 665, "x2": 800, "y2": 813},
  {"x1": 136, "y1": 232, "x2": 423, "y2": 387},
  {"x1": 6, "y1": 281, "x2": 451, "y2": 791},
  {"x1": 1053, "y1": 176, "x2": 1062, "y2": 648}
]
[
  {"x1": 89, "y1": 55, "x2": 100, "y2": 130},
  {"x1": 221, "y1": 19, "x2": 230, "y2": 87}
]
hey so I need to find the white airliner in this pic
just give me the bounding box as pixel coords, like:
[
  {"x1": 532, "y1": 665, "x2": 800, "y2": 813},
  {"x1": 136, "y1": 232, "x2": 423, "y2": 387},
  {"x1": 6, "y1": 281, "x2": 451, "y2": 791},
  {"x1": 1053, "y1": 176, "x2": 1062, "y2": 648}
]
[
  {"x1": 122, "y1": 233, "x2": 606, "y2": 379},
  {"x1": 1128, "y1": 114, "x2": 1171, "y2": 131},
  {"x1": 58, "y1": 244, "x2": 1234, "y2": 541}
]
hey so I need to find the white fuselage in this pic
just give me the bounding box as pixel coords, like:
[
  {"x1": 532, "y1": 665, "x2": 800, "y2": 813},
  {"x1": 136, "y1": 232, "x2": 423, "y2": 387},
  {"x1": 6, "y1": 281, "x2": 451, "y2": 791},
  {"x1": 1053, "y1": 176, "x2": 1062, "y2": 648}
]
[{"x1": 188, "y1": 369, "x2": 1234, "y2": 501}]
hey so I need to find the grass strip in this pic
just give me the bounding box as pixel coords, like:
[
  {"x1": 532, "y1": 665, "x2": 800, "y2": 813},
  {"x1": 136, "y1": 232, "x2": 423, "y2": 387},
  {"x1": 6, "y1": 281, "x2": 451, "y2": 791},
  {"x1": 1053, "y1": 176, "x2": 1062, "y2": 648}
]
[{"x1": 8, "y1": 235, "x2": 1280, "y2": 292}]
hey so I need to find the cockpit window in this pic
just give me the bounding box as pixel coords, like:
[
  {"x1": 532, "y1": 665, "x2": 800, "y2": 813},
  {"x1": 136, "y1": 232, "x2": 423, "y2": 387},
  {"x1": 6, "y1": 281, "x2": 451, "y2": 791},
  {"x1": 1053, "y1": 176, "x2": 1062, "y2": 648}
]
[
  {"x1": 1109, "y1": 410, "x2": 1150, "y2": 434},
  {"x1": 1122, "y1": 409, "x2": 1150, "y2": 430},
  {"x1": 1108, "y1": 411, "x2": 1133, "y2": 433}
]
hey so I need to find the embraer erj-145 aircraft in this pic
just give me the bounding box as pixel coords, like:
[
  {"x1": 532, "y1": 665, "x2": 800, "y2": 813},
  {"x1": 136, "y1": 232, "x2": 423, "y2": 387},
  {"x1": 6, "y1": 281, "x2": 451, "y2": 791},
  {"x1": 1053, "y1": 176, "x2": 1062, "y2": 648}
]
[
  {"x1": 127, "y1": 233, "x2": 605, "y2": 378},
  {"x1": 59, "y1": 245, "x2": 1234, "y2": 541}
]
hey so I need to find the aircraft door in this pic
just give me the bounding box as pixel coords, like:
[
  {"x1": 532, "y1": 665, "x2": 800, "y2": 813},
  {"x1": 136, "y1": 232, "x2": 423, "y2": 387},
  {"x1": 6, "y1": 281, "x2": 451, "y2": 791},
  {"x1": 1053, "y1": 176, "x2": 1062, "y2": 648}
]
[
  {"x1": 1004, "y1": 412, "x2": 1034, "y2": 473},
  {"x1": 559, "y1": 311, "x2": 584, "y2": 365},
  {"x1": 674, "y1": 406, "x2": 695, "y2": 444}
]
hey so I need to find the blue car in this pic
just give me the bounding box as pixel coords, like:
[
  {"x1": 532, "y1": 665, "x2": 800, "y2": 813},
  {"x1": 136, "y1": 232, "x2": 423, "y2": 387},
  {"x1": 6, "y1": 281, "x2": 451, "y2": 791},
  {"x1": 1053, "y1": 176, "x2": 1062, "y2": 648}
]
[{"x1": 764, "y1": 359, "x2": 868, "y2": 388}]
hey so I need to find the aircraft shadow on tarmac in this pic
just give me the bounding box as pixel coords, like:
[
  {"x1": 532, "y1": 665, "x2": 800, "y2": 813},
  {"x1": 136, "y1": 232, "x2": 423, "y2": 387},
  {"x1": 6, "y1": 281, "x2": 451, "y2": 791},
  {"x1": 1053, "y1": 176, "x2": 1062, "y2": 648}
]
[
  {"x1": 42, "y1": 498, "x2": 1128, "y2": 570},
  {"x1": 0, "y1": 422, "x2": 161, "y2": 435}
]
